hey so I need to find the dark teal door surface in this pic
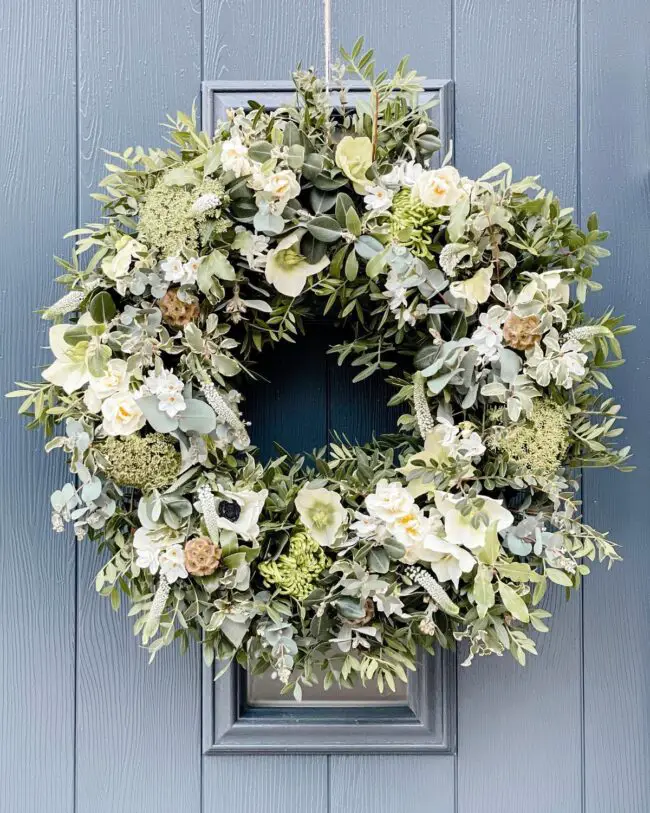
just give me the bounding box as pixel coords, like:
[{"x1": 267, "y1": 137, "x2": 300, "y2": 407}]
[{"x1": 1, "y1": 2, "x2": 648, "y2": 812}]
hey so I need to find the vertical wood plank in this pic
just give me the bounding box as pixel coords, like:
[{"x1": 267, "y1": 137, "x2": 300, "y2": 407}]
[
  {"x1": 0, "y1": 2, "x2": 76, "y2": 811},
  {"x1": 328, "y1": 5, "x2": 456, "y2": 813},
  {"x1": 75, "y1": 2, "x2": 202, "y2": 812},
  {"x1": 202, "y1": 3, "x2": 328, "y2": 811},
  {"x1": 330, "y1": 756, "x2": 456, "y2": 813},
  {"x1": 581, "y1": 1, "x2": 650, "y2": 810},
  {"x1": 203, "y1": 755, "x2": 328, "y2": 813},
  {"x1": 454, "y1": 3, "x2": 583, "y2": 812}
]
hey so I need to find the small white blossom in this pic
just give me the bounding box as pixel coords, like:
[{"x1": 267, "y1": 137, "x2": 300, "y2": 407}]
[
  {"x1": 363, "y1": 185, "x2": 394, "y2": 212},
  {"x1": 161, "y1": 256, "x2": 200, "y2": 286},
  {"x1": 159, "y1": 544, "x2": 188, "y2": 583}
]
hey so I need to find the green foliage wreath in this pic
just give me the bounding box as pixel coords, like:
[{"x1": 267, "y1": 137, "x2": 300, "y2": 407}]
[{"x1": 10, "y1": 40, "x2": 632, "y2": 697}]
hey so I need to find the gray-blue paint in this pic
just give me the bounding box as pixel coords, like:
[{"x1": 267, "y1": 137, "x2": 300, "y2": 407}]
[{"x1": 1, "y1": 2, "x2": 648, "y2": 813}]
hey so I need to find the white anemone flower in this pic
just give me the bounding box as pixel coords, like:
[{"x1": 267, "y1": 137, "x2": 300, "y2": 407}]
[
  {"x1": 295, "y1": 486, "x2": 347, "y2": 547},
  {"x1": 264, "y1": 229, "x2": 329, "y2": 296},
  {"x1": 215, "y1": 488, "x2": 268, "y2": 542},
  {"x1": 435, "y1": 491, "x2": 514, "y2": 551}
]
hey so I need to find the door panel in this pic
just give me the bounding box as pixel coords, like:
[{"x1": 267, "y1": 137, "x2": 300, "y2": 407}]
[
  {"x1": 581, "y1": 0, "x2": 650, "y2": 810},
  {"x1": 0, "y1": 3, "x2": 77, "y2": 812},
  {"x1": 74, "y1": 2, "x2": 202, "y2": 812},
  {"x1": 454, "y1": 3, "x2": 583, "y2": 811}
]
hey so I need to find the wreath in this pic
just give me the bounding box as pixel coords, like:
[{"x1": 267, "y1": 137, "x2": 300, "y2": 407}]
[{"x1": 10, "y1": 40, "x2": 632, "y2": 697}]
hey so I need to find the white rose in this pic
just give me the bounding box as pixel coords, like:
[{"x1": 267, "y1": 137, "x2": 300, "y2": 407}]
[
  {"x1": 264, "y1": 170, "x2": 300, "y2": 204},
  {"x1": 101, "y1": 393, "x2": 145, "y2": 436},
  {"x1": 221, "y1": 137, "x2": 252, "y2": 177},
  {"x1": 414, "y1": 166, "x2": 463, "y2": 208},
  {"x1": 365, "y1": 480, "x2": 416, "y2": 525}
]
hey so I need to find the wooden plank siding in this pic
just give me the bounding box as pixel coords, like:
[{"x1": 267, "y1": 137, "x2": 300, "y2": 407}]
[{"x1": 0, "y1": 2, "x2": 648, "y2": 813}]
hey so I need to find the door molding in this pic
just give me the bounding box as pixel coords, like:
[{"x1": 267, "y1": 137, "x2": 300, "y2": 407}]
[
  {"x1": 201, "y1": 79, "x2": 455, "y2": 167},
  {"x1": 202, "y1": 650, "x2": 456, "y2": 754}
]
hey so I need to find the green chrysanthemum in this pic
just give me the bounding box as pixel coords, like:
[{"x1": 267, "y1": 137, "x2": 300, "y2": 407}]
[
  {"x1": 97, "y1": 433, "x2": 181, "y2": 492},
  {"x1": 258, "y1": 532, "x2": 330, "y2": 600},
  {"x1": 389, "y1": 188, "x2": 440, "y2": 259},
  {"x1": 491, "y1": 399, "x2": 570, "y2": 479}
]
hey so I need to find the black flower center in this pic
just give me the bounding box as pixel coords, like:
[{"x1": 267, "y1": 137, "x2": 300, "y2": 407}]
[{"x1": 218, "y1": 499, "x2": 241, "y2": 522}]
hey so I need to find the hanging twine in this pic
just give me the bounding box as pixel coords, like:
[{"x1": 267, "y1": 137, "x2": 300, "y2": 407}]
[{"x1": 412, "y1": 372, "x2": 435, "y2": 437}]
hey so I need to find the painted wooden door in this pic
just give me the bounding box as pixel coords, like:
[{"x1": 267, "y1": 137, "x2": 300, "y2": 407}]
[{"x1": 1, "y1": 2, "x2": 648, "y2": 812}]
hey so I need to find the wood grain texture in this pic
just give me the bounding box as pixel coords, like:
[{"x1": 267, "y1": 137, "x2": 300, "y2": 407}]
[
  {"x1": 204, "y1": 0, "x2": 324, "y2": 80},
  {"x1": 581, "y1": 0, "x2": 650, "y2": 810},
  {"x1": 455, "y1": 3, "x2": 583, "y2": 811},
  {"x1": 201, "y1": 3, "x2": 328, "y2": 809},
  {"x1": 329, "y1": 755, "x2": 455, "y2": 813},
  {"x1": 455, "y1": 0, "x2": 577, "y2": 201},
  {"x1": 75, "y1": 2, "x2": 202, "y2": 812},
  {"x1": 325, "y1": 5, "x2": 457, "y2": 812},
  {"x1": 203, "y1": 755, "x2": 327, "y2": 812},
  {"x1": 330, "y1": 0, "x2": 453, "y2": 79},
  {"x1": 0, "y1": 1, "x2": 77, "y2": 811}
]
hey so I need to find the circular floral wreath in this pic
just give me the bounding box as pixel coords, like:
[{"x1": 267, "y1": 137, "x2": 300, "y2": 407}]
[{"x1": 11, "y1": 41, "x2": 632, "y2": 696}]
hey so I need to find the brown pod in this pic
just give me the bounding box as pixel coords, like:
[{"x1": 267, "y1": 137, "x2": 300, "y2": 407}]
[
  {"x1": 503, "y1": 313, "x2": 542, "y2": 351},
  {"x1": 158, "y1": 287, "x2": 200, "y2": 329},
  {"x1": 184, "y1": 536, "x2": 221, "y2": 577}
]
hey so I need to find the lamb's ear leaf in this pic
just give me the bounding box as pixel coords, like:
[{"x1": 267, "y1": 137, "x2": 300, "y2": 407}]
[
  {"x1": 138, "y1": 395, "x2": 178, "y2": 433},
  {"x1": 178, "y1": 398, "x2": 217, "y2": 434}
]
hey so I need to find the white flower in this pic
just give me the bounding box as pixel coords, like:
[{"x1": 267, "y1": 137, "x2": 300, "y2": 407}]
[
  {"x1": 350, "y1": 512, "x2": 382, "y2": 539},
  {"x1": 435, "y1": 491, "x2": 514, "y2": 551},
  {"x1": 84, "y1": 358, "x2": 130, "y2": 412},
  {"x1": 470, "y1": 313, "x2": 503, "y2": 362},
  {"x1": 133, "y1": 525, "x2": 184, "y2": 574},
  {"x1": 215, "y1": 488, "x2": 268, "y2": 542},
  {"x1": 365, "y1": 480, "x2": 416, "y2": 525},
  {"x1": 363, "y1": 185, "x2": 394, "y2": 212},
  {"x1": 158, "y1": 544, "x2": 188, "y2": 583},
  {"x1": 102, "y1": 237, "x2": 146, "y2": 281},
  {"x1": 221, "y1": 136, "x2": 252, "y2": 177},
  {"x1": 101, "y1": 393, "x2": 145, "y2": 436},
  {"x1": 457, "y1": 427, "x2": 486, "y2": 460},
  {"x1": 263, "y1": 170, "x2": 300, "y2": 205},
  {"x1": 264, "y1": 229, "x2": 329, "y2": 297},
  {"x1": 233, "y1": 227, "x2": 269, "y2": 271},
  {"x1": 161, "y1": 256, "x2": 200, "y2": 286},
  {"x1": 421, "y1": 536, "x2": 476, "y2": 589},
  {"x1": 158, "y1": 389, "x2": 186, "y2": 418},
  {"x1": 381, "y1": 160, "x2": 424, "y2": 189},
  {"x1": 413, "y1": 166, "x2": 464, "y2": 208},
  {"x1": 449, "y1": 267, "x2": 493, "y2": 315},
  {"x1": 525, "y1": 329, "x2": 588, "y2": 389},
  {"x1": 42, "y1": 319, "x2": 94, "y2": 395},
  {"x1": 295, "y1": 486, "x2": 347, "y2": 547}
]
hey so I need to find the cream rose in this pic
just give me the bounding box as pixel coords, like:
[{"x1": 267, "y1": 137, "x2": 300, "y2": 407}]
[
  {"x1": 414, "y1": 166, "x2": 464, "y2": 208},
  {"x1": 264, "y1": 170, "x2": 300, "y2": 204},
  {"x1": 101, "y1": 393, "x2": 145, "y2": 436}
]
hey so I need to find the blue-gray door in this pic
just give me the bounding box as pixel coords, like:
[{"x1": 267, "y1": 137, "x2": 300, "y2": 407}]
[{"x1": 1, "y1": 2, "x2": 648, "y2": 812}]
